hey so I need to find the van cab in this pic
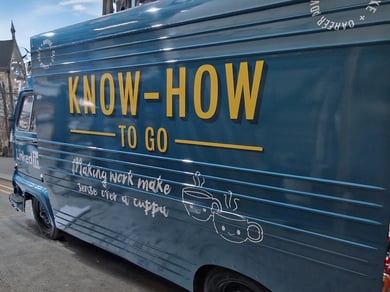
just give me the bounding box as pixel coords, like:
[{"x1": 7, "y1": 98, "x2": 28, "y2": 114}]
[{"x1": 9, "y1": 81, "x2": 59, "y2": 239}]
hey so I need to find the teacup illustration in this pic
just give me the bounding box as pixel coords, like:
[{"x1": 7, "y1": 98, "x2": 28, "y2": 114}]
[
  {"x1": 213, "y1": 211, "x2": 264, "y2": 243},
  {"x1": 182, "y1": 187, "x2": 222, "y2": 222}
]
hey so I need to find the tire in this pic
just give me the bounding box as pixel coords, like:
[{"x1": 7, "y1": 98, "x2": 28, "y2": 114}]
[
  {"x1": 203, "y1": 268, "x2": 268, "y2": 292},
  {"x1": 32, "y1": 197, "x2": 60, "y2": 240}
]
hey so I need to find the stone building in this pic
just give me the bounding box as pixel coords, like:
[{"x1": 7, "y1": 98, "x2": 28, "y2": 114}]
[
  {"x1": 0, "y1": 22, "x2": 27, "y2": 156},
  {"x1": 102, "y1": 0, "x2": 156, "y2": 15}
]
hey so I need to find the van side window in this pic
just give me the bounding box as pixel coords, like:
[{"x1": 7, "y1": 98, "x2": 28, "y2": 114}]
[{"x1": 16, "y1": 93, "x2": 36, "y2": 132}]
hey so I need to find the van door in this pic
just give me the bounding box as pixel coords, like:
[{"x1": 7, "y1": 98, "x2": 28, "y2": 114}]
[{"x1": 13, "y1": 91, "x2": 41, "y2": 183}]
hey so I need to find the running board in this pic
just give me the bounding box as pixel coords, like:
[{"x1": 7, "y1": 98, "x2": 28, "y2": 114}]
[{"x1": 9, "y1": 192, "x2": 25, "y2": 212}]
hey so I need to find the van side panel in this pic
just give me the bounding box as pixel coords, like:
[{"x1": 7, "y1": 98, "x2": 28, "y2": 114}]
[{"x1": 31, "y1": 1, "x2": 390, "y2": 291}]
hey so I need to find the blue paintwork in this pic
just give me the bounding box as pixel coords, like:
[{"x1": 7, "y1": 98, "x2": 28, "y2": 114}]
[{"x1": 28, "y1": 1, "x2": 389, "y2": 291}]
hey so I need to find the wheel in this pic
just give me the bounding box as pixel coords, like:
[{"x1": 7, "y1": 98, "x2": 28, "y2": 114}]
[
  {"x1": 32, "y1": 197, "x2": 60, "y2": 240},
  {"x1": 203, "y1": 268, "x2": 268, "y2": 292}
]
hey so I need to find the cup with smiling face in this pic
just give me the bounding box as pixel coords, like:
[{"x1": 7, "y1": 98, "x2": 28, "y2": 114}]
[
  {"x1": 182, "y1": 187, "x2": 222, "y2": 222},
  {"x1": 213, "y1": 211, "x2": 264, "y2": 244}
]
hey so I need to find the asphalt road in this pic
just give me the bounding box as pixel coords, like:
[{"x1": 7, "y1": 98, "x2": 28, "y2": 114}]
[{"x1": 0, "y1": 178, "x2": 187, "y2": 292}]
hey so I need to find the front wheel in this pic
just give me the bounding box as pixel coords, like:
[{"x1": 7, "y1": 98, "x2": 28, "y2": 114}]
[
  {"x1": 203, "y1": 268, "x2": 268, "y2": 292},
  {"x1": 31, "y1": 197, "x2": 60, "y2": 240}
]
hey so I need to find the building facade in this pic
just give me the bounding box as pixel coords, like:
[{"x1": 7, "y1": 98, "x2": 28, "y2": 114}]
[{"x1": 0, "y1": 22, "x2": 26, "y2": 156}]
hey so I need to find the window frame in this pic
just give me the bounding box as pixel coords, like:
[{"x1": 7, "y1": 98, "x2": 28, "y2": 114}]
[{"x1": 16, "y1": 92, "x2": 36, "y2": 133}]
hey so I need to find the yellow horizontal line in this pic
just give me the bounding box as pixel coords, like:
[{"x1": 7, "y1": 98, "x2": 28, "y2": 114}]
[
  {"x1": 144, "y1": 92, "x2": 160, "y2": 100},
  {"x1": 0, "y1": 183, "x2": 12, "y2": 191},
  {"x1": 70, "y1": 129, "x2": 116, "y2": 137},
  {"x1": 0, "y1": 190, "x2": 10, "y2": 195},
  {"x1": 175, "y1": 139, "x2": 263, "y2": 152}
]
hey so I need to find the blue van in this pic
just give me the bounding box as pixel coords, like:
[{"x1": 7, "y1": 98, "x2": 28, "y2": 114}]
[{"x1": 10, "y1": 1, "x2": 390, "y2": 291}]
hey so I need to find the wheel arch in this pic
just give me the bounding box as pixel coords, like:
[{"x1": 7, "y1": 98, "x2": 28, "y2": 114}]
[
  {"x1": 13, "y1": 177, "x2": 56, "y2": 225},
  {"x1": 193, "y1": 265, "x2": 271, "y2": 292}
]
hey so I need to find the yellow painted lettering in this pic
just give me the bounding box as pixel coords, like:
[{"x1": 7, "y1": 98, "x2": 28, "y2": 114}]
[
  {"x1": 68, "y1": 76, "x2": 81, "y2": 114},
  {"x1": 100, "y1": 73, "x2": 115, "y2": 116},
  {"x1": 145, "y1": 127, "x2": 155, "y2": 151},
  {"x1": 225, "y1": 60, "x2": 264, "y2": 120},
  {"x1": 127, "y1": 125, "x2": 137, "y2": 149},
  {"x1": 83, "y1": 74, "x2": 96, "y2": 114},
  {"x1": 157, "y1": 128, "x2": 168, "y2": 153},
  {"x1": 118, "y1": 125, "x2": 126, "y2": 147},
  {"x1": 118, "y1": 71, "x2": 140, "y2": 116},
  {"x1": 194, "y1": 64, "x2": 218, "y2": 120},
  {"x1": 166, "y1": 67, "x2": 186, "y2": 118}
]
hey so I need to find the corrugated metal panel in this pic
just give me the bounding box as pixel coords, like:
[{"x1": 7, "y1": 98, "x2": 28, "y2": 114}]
[{"x1": 31, "y1": 1, "x2": 390, "y2": 291}]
